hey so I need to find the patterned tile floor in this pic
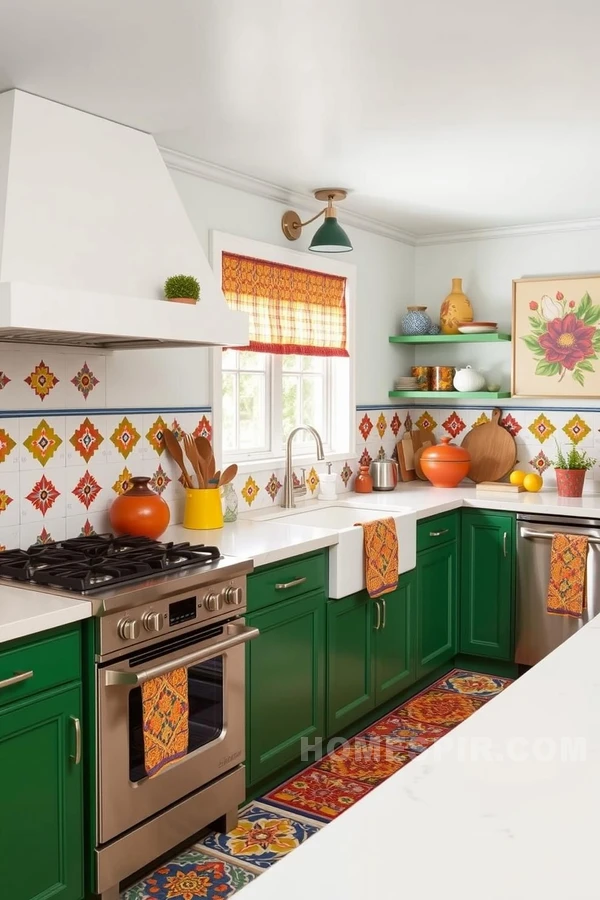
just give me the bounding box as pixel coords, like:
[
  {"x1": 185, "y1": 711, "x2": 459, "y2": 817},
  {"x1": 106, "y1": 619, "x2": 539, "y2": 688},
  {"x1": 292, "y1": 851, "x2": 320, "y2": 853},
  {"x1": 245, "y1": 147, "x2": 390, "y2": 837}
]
[{"x1": 122, "y1": 668, "x2": 511, "y2": 899}]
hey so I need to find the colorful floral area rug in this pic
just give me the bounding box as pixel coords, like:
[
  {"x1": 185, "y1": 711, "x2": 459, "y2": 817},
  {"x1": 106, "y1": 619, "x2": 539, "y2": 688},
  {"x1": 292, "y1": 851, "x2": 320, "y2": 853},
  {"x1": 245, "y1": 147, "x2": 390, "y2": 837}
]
[{"x1": 122, "y1": 669, "x2": 511, "y2": 899}]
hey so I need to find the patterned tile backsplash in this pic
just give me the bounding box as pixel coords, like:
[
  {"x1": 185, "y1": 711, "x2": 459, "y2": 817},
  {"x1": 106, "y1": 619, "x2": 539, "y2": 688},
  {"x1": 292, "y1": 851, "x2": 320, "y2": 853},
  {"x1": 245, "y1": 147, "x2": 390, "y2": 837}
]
[{"x1": 3, "y1": 341, "x2": 600, "y2": 548}]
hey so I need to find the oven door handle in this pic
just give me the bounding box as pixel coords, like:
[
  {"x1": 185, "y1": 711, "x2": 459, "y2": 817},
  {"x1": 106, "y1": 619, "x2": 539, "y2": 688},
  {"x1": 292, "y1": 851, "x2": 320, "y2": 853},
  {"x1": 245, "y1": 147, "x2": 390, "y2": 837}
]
[
  {"x1": 103, "y1": 625, "x2": 260, "y2": 687},
  {"x1": 521, "y1": 528, "x2": 600, "y2": 544}
]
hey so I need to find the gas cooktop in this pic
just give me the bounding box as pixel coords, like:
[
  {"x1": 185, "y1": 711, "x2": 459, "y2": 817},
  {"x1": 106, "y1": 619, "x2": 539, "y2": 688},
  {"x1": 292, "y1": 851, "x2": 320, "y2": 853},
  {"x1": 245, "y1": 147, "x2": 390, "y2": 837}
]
[{"x1": 0, "y1": 534, "x2": 222, "y2": 593}]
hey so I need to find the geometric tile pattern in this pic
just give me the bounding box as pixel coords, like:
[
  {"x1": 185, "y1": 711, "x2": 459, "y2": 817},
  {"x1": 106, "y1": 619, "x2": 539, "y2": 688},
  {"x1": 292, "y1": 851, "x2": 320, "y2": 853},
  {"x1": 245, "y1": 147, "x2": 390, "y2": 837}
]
[
  {"x1": 499, "y1": 413, "x2": 522, "y2": 437},
  {"x1": 70, "y1": 362, "x2": 99, "y2": 400},
  {"x1": 110, "y1": 417, "x2": 140, "y2": 459},
  {"x1": 376, "y1": 413, "x2": 387, "y2": 438},
  {"x1": 340, "y1": 462, "x2": 353, "y2": 487},
  {"x1": 23, "y1": 419, "x2": 63, "y2": 466},
  {"x1": 528, "y1": 413, "x2": 556, "y2": 444},
  {"x1": 415, "y1": 411, "x2": 437, "y2": 432},
  {"x1": 241, "y1": 476, "x2": 260, "y2": 507},
  {"x1": 265, "y1": 473, "x2": 282, "y2": 503},
  {"x1": 120, "y1": 669, "x2": 511, "y2": 897},
  {"x1": 472, "y1": 412, "x2": 491, "y2": 427},
  {"x1": 563, "y1": 414, "x2": 591, "y2": 444},
  {"x1": 0, "y1": 427, "x2": 16, "y2": 464},
  {"x1": 529, "y1": 449, "x2": 551, "y2": 474},
  {"x1": 72, "y1": 471, "x2": 102, "y2": 510},
  {"x1": 389, "y1": 412, "x2": 401, "y2": 437},
  {"x1": 358, "y1": 414, "x2": 373, "y2": 441},
  {"x1": 25, "y1": 475, "x2": 60, "y2": 517},
  {"x1": 146, "y1": 416, "x2": 167, "y2": 455},
  {"x1": 70, "y1": 417, "x2": 104, "y2": 463},
  {"x1": 35, "y1": 527, "x2": 54, "y2": 545},
  {"x1": 193, "y1": 415, "x2": 213, "y2": 442},
  {"x1": 0, "y1": 372, "x2": 10, "y2": 391},
  {"x1": 25, "y1": 360, "x2": 59, "y2": 400},
  {"x1": 306, "y1": 467, "x2": 319, "y2": 494},
  {"x1": 112, "y1": 467, "x2": 133, "y2": 496},
  {"x1": 149, "y1": 464, "x2": 171, "y2": 496},
  {"x1": 0, "y1": 490, "x2": 13, "y2": 513},
  {"x1": 442, "y1": 411, "x2": 466, "y2": 438},
  {"x1": 359, "y1": 447, "x2": 372, "y2": 468}
]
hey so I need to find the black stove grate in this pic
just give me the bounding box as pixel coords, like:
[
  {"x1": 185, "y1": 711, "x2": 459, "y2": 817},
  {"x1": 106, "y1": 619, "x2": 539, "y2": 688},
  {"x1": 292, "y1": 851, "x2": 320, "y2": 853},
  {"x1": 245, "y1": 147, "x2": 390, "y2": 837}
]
[{"x1": 0, "y1": 535, "x2": 222, "y2": 593}]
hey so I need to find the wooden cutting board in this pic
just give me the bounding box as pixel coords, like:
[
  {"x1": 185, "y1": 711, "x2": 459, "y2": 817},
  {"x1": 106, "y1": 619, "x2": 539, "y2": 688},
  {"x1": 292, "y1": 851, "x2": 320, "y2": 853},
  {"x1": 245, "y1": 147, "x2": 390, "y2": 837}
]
[
  {"x1": 414, "y1": 441, "x2": 432, "y2": 480},
  {"x1": 461, "y1": 408, "x2": 517, "y2": 483}
]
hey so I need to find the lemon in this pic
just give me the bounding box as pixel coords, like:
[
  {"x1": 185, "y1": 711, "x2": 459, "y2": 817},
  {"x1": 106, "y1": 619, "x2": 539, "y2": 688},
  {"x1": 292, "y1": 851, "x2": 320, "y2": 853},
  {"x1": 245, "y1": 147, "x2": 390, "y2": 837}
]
[
  {"x1": 523, "y1": 473, "x2": 543, "y2": 493},
  {"x1": 509, "y1": 470, "x2": 526, "y2": 486}
]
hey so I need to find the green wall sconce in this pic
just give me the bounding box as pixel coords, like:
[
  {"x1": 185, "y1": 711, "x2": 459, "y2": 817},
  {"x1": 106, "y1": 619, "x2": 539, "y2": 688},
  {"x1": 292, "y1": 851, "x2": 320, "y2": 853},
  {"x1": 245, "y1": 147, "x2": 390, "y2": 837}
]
[{"x1": 281, "y1": 189, "x2": 353, "y2": 253}]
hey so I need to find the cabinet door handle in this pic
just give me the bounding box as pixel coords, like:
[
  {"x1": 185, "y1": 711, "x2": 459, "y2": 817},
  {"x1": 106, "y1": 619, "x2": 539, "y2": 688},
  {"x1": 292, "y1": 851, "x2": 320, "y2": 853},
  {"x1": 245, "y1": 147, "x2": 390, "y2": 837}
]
[
  {"x1": 429, "y1": 529, "x2": 449, "y2": 537},
  {"x1": 0, "y1": 670, "x2": 33, "y2": 690},
  {"x1": 373, "y1": 600, "x2": 381, "y2": 631},
  {"x1": 275, "y1": 577, "x2": 307, "y2": 590},
  {"x1": 70, "y1": 716, "x2": 82, "y2": 765},
  {"x1": 503, "y1": 532, "x2": 508, "y2": 558},
  {"x1": 381, "y1": 598, "x2": 387, "y2": 630}
]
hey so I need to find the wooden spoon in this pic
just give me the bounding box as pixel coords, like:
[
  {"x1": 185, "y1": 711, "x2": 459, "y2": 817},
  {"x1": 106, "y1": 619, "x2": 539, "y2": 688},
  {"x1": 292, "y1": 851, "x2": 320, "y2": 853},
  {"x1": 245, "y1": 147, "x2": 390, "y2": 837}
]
[
  {"x1": 208, "y1": 470, "x2": 221, "y2": 488},
  {"x1": 195, "y1": 436, "x2": 212, "y2": 464},
  {"x1": 183, "y1": 434, "x2": 204, "y2": 489},
  {"x1": 164, "y1": 429, "x2": 193, "y2": 488},
  {"x1": 218, "y1": 464, "x2": 238, "y2": 488}
]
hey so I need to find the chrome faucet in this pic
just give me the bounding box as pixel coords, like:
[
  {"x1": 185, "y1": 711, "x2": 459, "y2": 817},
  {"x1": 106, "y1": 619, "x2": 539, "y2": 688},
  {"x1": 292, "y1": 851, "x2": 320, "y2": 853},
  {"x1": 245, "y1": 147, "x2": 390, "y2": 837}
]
[{"x1": 282, "y1": 425, "x2": 325, "y2": 508}]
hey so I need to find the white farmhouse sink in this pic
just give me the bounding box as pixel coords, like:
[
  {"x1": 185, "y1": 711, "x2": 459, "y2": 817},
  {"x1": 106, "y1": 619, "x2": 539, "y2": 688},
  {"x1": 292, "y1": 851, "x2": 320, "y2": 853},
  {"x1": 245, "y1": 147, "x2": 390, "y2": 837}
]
[{"x1": 275, "y1": 504, "x2": 416, "y2": 598}]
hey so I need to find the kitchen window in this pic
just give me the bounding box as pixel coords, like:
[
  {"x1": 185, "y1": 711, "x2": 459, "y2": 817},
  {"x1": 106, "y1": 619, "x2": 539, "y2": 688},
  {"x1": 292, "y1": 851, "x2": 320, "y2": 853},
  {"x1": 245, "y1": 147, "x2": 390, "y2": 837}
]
[{"x1": 211, "y1": 232, "x2": 356, "y2": 467}]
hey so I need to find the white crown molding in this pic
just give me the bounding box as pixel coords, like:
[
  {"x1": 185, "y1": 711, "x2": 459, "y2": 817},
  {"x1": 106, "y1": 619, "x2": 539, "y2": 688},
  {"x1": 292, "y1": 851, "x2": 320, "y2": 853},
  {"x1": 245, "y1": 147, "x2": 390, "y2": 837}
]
[
  {"x1": 159, "y1": 146, "x2": 600, "y2": 248},
  {"x1": 415, "y1": 216, "x2": 600, "y2": 246},
  {"x1": 159, "y1": 146, "x2": 417, "y2": 246}
]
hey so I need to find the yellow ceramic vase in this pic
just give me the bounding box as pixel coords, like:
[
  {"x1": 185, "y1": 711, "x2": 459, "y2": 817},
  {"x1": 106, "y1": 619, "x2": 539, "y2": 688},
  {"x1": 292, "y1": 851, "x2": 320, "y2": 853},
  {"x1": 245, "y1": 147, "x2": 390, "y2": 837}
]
[
  {"x1": 183, "y1": 488, "x2": 224, "y2": 530},
  {"x1": 440, "y1": 277, "x2": 474, "y2": 334}
]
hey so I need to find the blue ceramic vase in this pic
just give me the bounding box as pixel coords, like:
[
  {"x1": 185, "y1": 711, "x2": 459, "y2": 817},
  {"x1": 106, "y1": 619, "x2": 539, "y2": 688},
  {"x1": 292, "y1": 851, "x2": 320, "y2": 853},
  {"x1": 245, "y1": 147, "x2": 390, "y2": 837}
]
[{"x1": 400, "y1": 306, "x2": 432, "y2": 336}]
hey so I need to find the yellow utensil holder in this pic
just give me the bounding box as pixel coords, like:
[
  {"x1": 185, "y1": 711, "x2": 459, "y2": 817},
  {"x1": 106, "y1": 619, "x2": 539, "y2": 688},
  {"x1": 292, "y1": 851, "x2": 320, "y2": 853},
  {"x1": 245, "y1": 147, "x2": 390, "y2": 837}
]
[{"x1": 183, "y1": 488, "x2": 224, "y2": 530}]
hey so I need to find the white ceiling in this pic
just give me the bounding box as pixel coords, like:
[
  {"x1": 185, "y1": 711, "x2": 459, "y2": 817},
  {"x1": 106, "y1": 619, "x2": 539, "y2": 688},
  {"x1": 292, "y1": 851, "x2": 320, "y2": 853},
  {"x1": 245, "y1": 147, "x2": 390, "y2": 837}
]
[{"x1": 0, "y1": 0, "x2": 598, "y2": 236}]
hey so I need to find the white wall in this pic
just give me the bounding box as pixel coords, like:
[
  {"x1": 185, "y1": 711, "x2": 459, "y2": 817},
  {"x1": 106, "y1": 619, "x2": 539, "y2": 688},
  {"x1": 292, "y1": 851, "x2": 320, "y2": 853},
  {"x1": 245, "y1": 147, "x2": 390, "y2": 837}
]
[{"x1": 414, "y1": 227, "x2": 600, "y2": 408}]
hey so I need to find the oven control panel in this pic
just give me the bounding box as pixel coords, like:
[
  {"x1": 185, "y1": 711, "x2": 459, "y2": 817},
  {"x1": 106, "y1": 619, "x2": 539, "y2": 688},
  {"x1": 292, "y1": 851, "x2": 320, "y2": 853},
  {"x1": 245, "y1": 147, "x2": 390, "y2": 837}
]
[{"x1": 99, "y1": 574, "x2": 247, "y2": 657}]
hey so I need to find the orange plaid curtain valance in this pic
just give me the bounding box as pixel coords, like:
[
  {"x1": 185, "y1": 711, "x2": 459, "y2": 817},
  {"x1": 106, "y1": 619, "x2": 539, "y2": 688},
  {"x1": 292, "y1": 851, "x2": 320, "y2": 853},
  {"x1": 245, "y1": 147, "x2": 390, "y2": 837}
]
[{"x1": 222, "y1": 252, "x2": 348, "y2": 357}]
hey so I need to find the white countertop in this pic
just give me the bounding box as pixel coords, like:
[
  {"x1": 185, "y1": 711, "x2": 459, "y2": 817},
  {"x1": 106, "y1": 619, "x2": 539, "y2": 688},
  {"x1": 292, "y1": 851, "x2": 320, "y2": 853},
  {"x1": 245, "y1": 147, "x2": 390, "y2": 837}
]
[
  {"x1": 0, "y1": 585, "x2": 91, "y2": 644},
  {"x1": 239, "y1": 618, "x2": 600, "y2": 900}
]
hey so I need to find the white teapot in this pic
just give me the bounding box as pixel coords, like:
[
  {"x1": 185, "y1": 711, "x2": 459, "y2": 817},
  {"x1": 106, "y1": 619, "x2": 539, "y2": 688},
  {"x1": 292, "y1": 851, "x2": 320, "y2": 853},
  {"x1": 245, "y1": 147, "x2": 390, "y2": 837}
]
[{"x1": 453, "y1": 365, "x2": 486, "y2": 392}]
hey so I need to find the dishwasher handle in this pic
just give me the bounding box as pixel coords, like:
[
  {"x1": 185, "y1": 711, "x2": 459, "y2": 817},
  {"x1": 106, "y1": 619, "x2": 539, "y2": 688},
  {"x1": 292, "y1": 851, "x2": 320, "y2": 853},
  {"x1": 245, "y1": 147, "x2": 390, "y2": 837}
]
[{"x1": 521, "y1": 528, "x2": 600, "y2": 545}]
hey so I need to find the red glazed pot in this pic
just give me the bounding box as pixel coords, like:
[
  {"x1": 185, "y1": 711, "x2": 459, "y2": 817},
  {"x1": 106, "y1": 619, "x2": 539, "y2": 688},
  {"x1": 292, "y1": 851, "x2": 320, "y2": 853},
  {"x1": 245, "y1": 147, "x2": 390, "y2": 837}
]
[
  {"x1": 555, "y1": 468, "x2": 586, "y2": 498},
  {"x1": 109, "y1": 476, "x2": 170, "y2": 539},
  {"x1": 420, "y1": 437, "x2": 471, "y2": 488}
]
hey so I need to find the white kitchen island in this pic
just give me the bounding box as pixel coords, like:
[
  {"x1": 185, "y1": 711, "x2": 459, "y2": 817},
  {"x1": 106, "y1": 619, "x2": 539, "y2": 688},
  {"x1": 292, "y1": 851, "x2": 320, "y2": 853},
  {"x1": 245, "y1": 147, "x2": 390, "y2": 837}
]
[{"x1": 238, "y1": 619, "x2": 600, "y2": 900}]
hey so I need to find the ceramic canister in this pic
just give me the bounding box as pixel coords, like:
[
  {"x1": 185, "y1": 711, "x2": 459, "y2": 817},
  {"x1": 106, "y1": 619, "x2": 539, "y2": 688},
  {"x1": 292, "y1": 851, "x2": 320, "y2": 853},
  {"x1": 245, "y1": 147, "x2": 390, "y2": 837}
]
[
  {"x1": 400, "y1": 306, "x2": 432, "y2": 336},
  {"x1": 411, "y1": 366, "x2": 431, "y2": 391},
  {"x1": 420, "y1": 437, "x2": 471, "y2": 488},
  {"x1": 453, "y1": 365, "x2": 486, "y2": 392},
  {"x1": 430, "y1": 365, "x2": 455, "y2": 392}
]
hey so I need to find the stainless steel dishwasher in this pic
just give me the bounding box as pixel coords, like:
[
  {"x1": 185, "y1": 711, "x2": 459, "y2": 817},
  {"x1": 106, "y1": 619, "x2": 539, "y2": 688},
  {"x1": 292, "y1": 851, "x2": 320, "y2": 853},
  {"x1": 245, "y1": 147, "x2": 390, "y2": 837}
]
[{"x1": 516, "y1": 513, "x2": 600, "y2": 666}]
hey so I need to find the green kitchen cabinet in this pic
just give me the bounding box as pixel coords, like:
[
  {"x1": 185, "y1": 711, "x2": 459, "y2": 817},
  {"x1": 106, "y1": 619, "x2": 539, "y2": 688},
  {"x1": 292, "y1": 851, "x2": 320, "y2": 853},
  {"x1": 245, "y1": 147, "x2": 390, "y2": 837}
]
[
  {"x1": 460, "y1": 511, "x2": 515, "y2": 660},
  {"x1": 246, "y1": 589, "x2": 326, "y2": 787},
  {"x1": 416, "y1": 538, "x2": 458, "y2": 679},
  {"x1": 373, "y1": 569, "x2": 416, "y2": 705},
  {"x1": 327, "y1": 574, "x2": 416, "y2": 735},
  {"x1": 0, "y1": 683, "x2": 84, "y2": 900},
  {"x1": 326, "y1": 591, "x2": 375, "y2": 735}
]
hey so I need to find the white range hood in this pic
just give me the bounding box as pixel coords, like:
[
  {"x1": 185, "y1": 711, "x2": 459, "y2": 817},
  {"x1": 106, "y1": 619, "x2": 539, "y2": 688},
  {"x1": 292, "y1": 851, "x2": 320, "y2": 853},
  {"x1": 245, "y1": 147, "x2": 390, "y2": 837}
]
[{"x1": 0, "y1": 90, "x2": 248, "y2": 349}]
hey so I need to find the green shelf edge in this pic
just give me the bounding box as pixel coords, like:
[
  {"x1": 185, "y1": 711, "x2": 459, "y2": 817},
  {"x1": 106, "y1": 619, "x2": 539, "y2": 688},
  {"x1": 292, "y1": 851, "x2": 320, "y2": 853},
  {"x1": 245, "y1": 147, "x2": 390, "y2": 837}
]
[
  {"x1": 389, "y1": 333, "x2": 511, "y2": 343},
  {"x1": 388, "y1": 390, "x2": 512, "y2": 399}
]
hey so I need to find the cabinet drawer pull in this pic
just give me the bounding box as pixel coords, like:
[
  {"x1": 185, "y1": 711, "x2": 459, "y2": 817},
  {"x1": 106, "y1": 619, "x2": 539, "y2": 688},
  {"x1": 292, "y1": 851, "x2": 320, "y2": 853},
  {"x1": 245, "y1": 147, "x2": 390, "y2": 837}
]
[
  {"x1": 70, "y1": 716, "x2": 82, "y2": 765},
  {"x1": 0, "y1": 670, "x2": 34, "y2": 690},
  {"x1": 373, "y1": 600, "x2": 381, "y2": 631},
  {"x1": 275, "y1": 577, "x2": 307, "y2": 590},
  {"x1": 429, "y1": 528, "x2": 449, "y2": 537},
  {"x1": 503, "y1": 531, "x2": 508, "y2": 558},
  {"x1": 381, "y1": 598, "x2": 387, "y2": 629}
]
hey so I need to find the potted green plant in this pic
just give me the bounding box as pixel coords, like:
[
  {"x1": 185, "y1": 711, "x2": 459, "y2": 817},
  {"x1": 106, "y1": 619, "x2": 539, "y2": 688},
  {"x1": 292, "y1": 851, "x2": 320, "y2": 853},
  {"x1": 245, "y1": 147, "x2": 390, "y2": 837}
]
[
  {"x1": 164, "y1": 274, "x2": 200, "y2": 305},
  {"x1": 551, "y1": 441, "x2": 596, "y2": 498}
]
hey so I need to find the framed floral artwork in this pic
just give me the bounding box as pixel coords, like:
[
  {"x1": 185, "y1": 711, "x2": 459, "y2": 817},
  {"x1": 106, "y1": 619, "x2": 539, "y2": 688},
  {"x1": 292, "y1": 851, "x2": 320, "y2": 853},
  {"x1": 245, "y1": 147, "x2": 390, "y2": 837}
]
[{"x1": 512, "y1": 275, "x2": 600, "y2": 398}]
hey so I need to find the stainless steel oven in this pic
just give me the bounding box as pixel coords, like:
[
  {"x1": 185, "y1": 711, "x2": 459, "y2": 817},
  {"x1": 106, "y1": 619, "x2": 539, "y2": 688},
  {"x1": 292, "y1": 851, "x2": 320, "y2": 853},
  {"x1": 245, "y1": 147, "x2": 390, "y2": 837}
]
[{"x1": 97, "y1": 615, "x2": 258, "y2": 843}]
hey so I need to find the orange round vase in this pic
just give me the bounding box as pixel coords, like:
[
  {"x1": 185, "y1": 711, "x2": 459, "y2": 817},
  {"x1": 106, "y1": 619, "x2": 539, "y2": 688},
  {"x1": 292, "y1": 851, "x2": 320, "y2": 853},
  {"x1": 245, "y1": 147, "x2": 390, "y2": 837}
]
[
  {"x1": 420, "y1": 437, "x2": 471, "y2": 488},
  {"x1": 109, "y1": 476, "x2": 170, "y2": 540}
]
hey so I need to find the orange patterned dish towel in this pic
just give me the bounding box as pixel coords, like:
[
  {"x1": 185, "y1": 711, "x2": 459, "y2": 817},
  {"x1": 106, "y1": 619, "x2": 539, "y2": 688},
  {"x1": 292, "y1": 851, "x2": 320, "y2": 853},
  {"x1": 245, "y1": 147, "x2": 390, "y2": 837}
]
[
  {"x1": 357, "y1": 517, "x2": 399, "y2": 599},
  {"x1": 141, "y1": 667, "x2": 189, "y2": 777},
  {"x1": 546, "y1": 532, "x2": 589, "y2": 618}
]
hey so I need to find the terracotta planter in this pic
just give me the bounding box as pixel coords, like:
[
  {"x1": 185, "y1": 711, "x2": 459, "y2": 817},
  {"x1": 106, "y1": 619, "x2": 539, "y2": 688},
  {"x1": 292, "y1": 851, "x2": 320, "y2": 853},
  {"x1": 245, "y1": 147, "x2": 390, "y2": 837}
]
[
  {"x1": 555, "y1": 468, "x2": 586, "y2": 498},
  {"x1": 167, "y1": 296, "x2": 197, "y2": 304},
  {"x1": 109, "y1": 476, "x2": 170, "y2": 540},
  {"x1": 420, "y1": 437, "x2": 471, "y2": 488}
]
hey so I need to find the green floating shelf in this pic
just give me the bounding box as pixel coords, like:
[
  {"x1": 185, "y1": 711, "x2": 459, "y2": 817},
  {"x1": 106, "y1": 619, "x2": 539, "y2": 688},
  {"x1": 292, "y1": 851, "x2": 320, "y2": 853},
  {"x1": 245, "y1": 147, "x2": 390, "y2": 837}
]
[
  {"x1": 389, "y1": 333, "x2": 511, "y2": 344},
  {"x1": 388, "y1": 390, "x2": 512, "y2": 400}
]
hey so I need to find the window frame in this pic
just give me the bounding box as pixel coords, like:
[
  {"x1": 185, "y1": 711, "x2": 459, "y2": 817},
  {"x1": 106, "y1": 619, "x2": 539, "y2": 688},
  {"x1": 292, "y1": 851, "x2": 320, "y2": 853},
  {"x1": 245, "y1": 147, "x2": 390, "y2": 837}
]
[{"x1": 210, "y1": 231, "x2": 356, "y2": 473}]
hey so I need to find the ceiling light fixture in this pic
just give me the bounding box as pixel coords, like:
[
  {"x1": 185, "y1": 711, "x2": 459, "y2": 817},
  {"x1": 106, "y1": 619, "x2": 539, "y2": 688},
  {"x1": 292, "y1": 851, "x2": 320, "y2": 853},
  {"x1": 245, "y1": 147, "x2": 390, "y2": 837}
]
[{"x1": 281, "y1": 189, "x2": 353, "y2": 253}]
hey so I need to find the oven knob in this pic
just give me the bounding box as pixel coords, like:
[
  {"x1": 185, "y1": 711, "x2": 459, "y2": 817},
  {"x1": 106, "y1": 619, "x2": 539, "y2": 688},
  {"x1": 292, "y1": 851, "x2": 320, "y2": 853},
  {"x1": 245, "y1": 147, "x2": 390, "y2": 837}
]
[
  {"x1": 117, "y1": 617, "x2": 140, "y2": 641},
  {"x1": 142, "y1": 611, "x2": 164, "y2": 633},
  {"x1": 204, "y1": 592, "x2": 222, "y2": 612},
  {"x1": 223, "y1": 586, "x2": 243, "y2": 606}
]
